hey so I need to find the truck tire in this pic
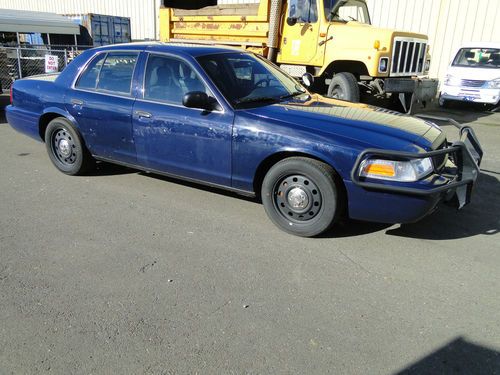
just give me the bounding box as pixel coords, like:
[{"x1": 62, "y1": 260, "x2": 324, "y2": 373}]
[
  {"x1": 261, "y1": 157, "x2": 339, "y2": 237},
  {"x1": 327, "y1": 72, "x2": 360, "y2": 102},
  {"x1": 45, "y1": 117, "x2": 95, "y2": 175}
]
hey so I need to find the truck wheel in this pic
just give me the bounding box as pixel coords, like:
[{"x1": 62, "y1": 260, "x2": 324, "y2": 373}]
[
  {"x1": 45, "y1": 117, "x2": 95, "y2": 175},
  {"x1": 261, "y1": 157, "x2": 339, "y2": 237},
  {"x1": 327, "y1": 72, "x2": 360, "y2": 102}
]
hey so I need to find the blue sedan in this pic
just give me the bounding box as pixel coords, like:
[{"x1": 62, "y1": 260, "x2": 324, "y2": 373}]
[{"x1": 6, "y1": 43, "x2": 483, "y2": 236}]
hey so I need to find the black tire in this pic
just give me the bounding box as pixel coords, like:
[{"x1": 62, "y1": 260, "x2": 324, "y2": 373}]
[
  {"x1": 438, "y1": 95, "x2": 449, "y2": 108},
  {"x1": 327, "y1": 72, "x2": 360, "y2": 102},
  {"x1": 261, "y1": 157, "x2": 340, "y2": 237},
  {"x1": 44, "y1": 117, "x2": 95, "y2": 175}
]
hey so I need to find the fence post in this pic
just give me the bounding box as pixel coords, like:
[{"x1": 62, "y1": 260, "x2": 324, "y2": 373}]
[
  {"x1": 16, "y1": 48, "x2": 22, "y2": 79},
  {"x1": 64, "y1": 49, "x2": 68, "y2": 67}
]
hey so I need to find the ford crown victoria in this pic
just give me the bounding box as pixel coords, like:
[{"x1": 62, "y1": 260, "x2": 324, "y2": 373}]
[{"x1": 6, "y1": 43, "x2": 483, "y2": 236}]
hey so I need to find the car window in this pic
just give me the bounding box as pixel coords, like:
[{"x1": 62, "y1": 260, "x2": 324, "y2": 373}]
[
  {"x1": 96, "y1": 52, "x2": 138, "y2": 94},
  {"x1": 143, "y1": 54, "x2": 208, "y2": 104},
  {"x1": 198, "y1": 52, "x2": 304, "y2": 107},
  {"x1": 453, "y1": 48, "x2": 500, "y2": 68},
  {"x1": 76, "y1": 53, "x2": 106, "y2": 90}
]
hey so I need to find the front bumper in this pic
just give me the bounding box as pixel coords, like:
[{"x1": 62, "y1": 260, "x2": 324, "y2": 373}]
[
  {"x1": 347, "y1": 126, "x2": 483, "y2": 223},
  {"x1": 385, "y1": 77, "x2": 439, "y2": 113},
  {"x1": 440, "y1": 85, "x2": 500, "y2": 105}
]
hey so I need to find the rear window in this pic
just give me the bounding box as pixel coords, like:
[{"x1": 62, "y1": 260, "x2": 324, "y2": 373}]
[{"x1": 96, "y1": 53, "x2": 138, "y2": 94}]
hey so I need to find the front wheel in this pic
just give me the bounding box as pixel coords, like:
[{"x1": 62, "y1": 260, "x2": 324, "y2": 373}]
[
  {"x1": 261, "y1": 157, "x2": 340, "y2": 237},
  {"x1": 45, "y1": 117, "x2": 95, "y2": 175},
  {"x1": 327, "y1": 72, "x2": 360, "y2": 102}
]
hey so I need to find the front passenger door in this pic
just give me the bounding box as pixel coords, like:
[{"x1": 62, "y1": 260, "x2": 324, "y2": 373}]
[{"x1": 132, "y1": 54, "x2": 233, "y2": 186}]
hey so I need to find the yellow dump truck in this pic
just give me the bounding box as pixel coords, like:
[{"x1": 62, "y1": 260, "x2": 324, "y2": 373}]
[{"x1": 160, "y1": 0, "x2": 438, "y2": 112}]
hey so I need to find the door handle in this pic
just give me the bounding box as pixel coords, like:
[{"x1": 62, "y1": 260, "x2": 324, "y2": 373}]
[
  {"x1": 71, "y1": 99, "x2": 84, "y2": 106},
  {"x1": 135, "y1": 110, "x2": 152, "y2": 119}
]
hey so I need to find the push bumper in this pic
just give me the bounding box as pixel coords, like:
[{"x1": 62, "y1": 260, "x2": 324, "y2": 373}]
[{"x1": 348, "y1": 126, "x2": 483, "y2": 223}]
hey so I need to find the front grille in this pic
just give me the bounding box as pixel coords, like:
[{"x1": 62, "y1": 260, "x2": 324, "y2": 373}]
[
  {"x1": 459, "y1": 79, "x2": 486, "y2": 88},
  {"x1": 391, "y1": 37, "x2": 427, "y2": 77}
]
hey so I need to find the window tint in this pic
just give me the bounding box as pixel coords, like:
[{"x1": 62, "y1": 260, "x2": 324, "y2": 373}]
[
  {"x1": 77, "y1": 53, "x2": 106, "y2": 89},
  {"x1": 144, "y1": 55, "x2": 208, "y2": 104},
  {"x1": 96, "y1": 53, "x2": 138, "y2": 94}
]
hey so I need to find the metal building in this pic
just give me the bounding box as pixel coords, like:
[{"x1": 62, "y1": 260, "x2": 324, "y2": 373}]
[
  {"x1": 0, "y1": 0, "x2": 161, "y2": 41},
  {"x1": 366, "y1": 0, "x2": 500, "y2": 80}
]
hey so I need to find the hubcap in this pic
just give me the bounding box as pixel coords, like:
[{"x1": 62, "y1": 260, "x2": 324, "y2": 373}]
[
  {"x1": 331, "y1": 85, "x2": 344, "y2": 99},
  {"x1": 274, "y1": 174, "x2": 322, "y2": 222},
  {"x1": 58, "y1": 139, "x2": 71, "y2": 156},
  {"x1": 51, "y1": 128, "x2": 77, "y2": 165},
  {"x1": 287, "y1": 187, "x2": 309, "y2": 209}
]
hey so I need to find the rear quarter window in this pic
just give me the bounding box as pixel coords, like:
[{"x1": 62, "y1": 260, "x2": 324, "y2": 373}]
[{"x1": 76, "y1": 53, "x2": 106, "y2": 90}]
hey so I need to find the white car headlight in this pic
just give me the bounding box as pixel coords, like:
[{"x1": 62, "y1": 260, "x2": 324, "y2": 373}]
[
  {"x1": 444, "y1": 74, "x2": 462, "y2": 86},
  {"x1": 484, "y1": 78, "x2": 500, "y2": 89},
  {"x1": 359, "y1": 157, "x2": 433, "y2": 182}
]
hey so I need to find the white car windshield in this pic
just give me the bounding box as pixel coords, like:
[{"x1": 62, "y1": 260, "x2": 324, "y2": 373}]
[{"x1": 453, "y1": 48, "x2": 500, "y2": 69}]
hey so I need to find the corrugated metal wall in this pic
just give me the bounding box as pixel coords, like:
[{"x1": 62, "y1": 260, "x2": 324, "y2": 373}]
[
  {"x1": 366, "y1": 0, "x2": 500, "y2": 80},
  {"x1": 0, "y1": 0, "x2": 161, "y2": 41}
]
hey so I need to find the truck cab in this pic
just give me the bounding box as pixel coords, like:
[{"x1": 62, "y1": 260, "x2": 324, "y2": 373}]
[{"x1": 160, "y1": 0, "x2": 438, "y2": 112}]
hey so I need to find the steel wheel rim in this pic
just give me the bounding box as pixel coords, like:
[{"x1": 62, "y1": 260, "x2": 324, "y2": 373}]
[
  {"x1": 51, "y1": 127, "x2": 77, "y2": 165},
  {"x1": 273, "y1": 174, "x2": 323, "y2": 222},
  {"x1": 330, "y1": 85, "x2": 344, "y2": 99}
]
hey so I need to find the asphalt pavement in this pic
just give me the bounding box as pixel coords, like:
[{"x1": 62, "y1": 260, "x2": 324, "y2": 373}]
[{"x1": 0, "y1": 106, "x2": 499, "y2": 374}]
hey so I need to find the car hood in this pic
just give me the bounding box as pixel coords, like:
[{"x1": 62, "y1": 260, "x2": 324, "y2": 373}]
[
  {"x1": 241, "y1": 95, "x2": 443, "y2": 151},
  {"x1": 446, "y1": 66, "x2": 500, "y2": 81}
]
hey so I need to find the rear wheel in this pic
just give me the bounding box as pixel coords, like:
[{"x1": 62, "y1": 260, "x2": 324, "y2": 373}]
[
  {"x1": 45, "y1": 117, "x2": 94, "y2": 175},
  {"x1": 261, "y1": 157, "x2": 340, "y2": 237},
  {"x1": 327, "y1": 72, "x2": 360, "y2": 102}
]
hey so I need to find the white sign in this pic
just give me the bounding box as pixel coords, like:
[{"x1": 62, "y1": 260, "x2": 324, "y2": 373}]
[{"x1": 45, "y1": 55, "x2": 59, "y2": 73}]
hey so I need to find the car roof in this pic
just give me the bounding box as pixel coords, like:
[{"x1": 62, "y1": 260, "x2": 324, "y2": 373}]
[
  {"x1": 92, "y1": 41, "x2": 245, "y2": 57},
  {"x1": 458, "y1": 42, "x2": 500, "y2": 49}
]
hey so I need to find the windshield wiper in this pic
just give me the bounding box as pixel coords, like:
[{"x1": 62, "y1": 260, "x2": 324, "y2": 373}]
[
  {"x1": 279, "y1": 91, "x2": 308, "y2": 100},
  {"x1": 235, "y1": 96, "x2": 280, "y2": 105}
]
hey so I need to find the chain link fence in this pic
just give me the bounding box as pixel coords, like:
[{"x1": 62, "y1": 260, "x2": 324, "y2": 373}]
[{"x1": 0, "y1": 46, "x2": 90, "y2": 92}]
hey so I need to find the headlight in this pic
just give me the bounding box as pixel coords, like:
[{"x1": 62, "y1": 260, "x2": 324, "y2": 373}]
[
  {"x1": 425, "y1": 59, "x2": 431, "y2": 72},
  {"x1": 485, "y1": 78, "x2": 500, "y2": 89},
  {"x1": 359, "y1": 157, "x2": 433, "y2": 182},
  {"x1": 379, "y1": 57, "x2": 389, "y2": 73},
  {"x1": 443, "y1": 74, "x2": 462, "y2": 86}
]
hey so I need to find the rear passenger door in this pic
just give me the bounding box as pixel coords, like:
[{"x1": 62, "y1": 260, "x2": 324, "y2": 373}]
[
  {"x1": 132, "y1": 53, "x2": 233, "y2": 186},
  {"x1": 66, "y1": 51, "x2": 139, "y2": 164}
]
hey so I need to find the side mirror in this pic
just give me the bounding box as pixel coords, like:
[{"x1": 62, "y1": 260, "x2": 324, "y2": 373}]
[
  {"x1": 286, "y1": 16, "x2": 298, "y2": 26},
  {"x1": 302, "y1": 73, "x2": 314, "y2": 88},
  {"x1": 183, "y1": 91, "x2": 212, "y2": 110}
]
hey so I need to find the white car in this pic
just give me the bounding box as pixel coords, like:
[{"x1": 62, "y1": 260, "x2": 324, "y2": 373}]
[{"x1": 440, "y1": 42, "x2": 500, "y2": 107}]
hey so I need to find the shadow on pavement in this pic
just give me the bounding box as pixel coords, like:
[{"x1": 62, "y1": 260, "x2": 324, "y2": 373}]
[
  {"x1": 416, "y1": 101, "x2": 498, "y2": 125},
  {"x1": 85, "y1": 161, "x2": 137, "y2": 177},
  {"x1": 387, "y1": 172, "x2": 500, "y2": 240},
  {"x1": 395, "y1": 337, "x2": 500, "y2": 374}
]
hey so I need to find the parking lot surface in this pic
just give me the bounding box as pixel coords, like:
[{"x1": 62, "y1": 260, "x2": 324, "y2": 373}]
[{"x1": 1, "y1": 107, "x2": 499, "y2": 374}]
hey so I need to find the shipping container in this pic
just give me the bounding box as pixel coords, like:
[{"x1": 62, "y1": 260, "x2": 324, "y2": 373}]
[{"x1": 65, "y1": 14, "x2": 131, "y2": 46}]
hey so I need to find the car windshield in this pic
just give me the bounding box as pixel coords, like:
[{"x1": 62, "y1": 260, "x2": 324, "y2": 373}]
[
  {"x1": 452, "y1": 48, "x2": 500, "y2": 69},
  {"x1": 197, "y1": 52, "x2": 309, "y2": 108},
  {"x1": 325, "y1": 0, "x2": 371, "y2": 24}
]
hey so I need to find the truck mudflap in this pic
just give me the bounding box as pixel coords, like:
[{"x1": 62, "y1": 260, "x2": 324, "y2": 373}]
[
  {"x1": 350, "y1": 126, "x2": 483, "y2": 209},
  {"x1": 385, "y1": 77, "x2": 439, "y2": 114}
]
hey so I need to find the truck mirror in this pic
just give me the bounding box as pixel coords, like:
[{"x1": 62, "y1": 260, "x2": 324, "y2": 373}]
[
  {"x1": 302, "y1": 73, "x2": 314, "y2": 87},
  {"x1": 286, "y1": 17, "x2": 298, "y2": 26}
]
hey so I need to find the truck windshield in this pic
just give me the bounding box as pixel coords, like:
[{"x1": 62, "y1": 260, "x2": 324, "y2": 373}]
[
  {"x1": 325, "y1": 0, "x2": 370, "y2": 24},
  {"x1": 197, "y1": 52, "x2": 309, "y2": 108},
  {"x1": 452, "y1": 48, "x2": 500, "y2": 69}
]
